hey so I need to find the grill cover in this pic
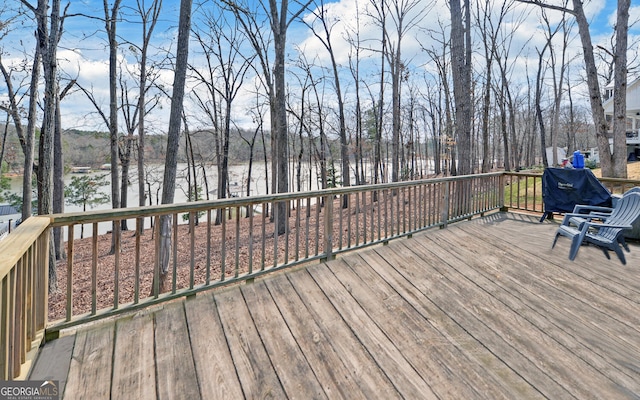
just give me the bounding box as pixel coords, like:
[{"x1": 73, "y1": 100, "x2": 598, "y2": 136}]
[{"x1": 541, "y1": 168, "x2": 612, "y2": 219}]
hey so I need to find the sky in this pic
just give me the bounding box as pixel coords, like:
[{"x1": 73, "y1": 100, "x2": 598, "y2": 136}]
[{"x1": 1, "y1": 0, "x2": 639, "y2": 133}]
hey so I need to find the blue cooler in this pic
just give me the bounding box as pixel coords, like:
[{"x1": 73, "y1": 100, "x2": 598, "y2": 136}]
[{"x1": 572, "y1": 150, "x2": 585, "y2": 168}]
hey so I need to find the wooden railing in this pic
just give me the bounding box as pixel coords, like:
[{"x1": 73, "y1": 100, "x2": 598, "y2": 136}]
[
  {"x1": 502, "y1": 171, "x2": 640, "y2": 213},
  {"x1": 17, "y1": 170, "x2": 640, "y2": 379},
  {"x1": 43, "y1": 172, "x2": 503, "y2": 335},
  {"x1": 0, "y1": 217, "x2": 50, "y2": 380}
]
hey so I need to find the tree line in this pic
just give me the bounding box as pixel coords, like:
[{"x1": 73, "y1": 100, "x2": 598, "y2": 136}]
[{"x1": 0, "y1": 0, "x2": 636, "y2": 290}]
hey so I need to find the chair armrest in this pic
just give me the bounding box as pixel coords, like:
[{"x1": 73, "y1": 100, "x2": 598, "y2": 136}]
[
  {"x1": 561, "y1": 212, "x2": 604, "y2": 226},
  {"x1": 583, "y1": 222, "x2": 633, "y2": 230},
  {"x1": 572, "y1": 204, "x2": 613, "y2": 214}
]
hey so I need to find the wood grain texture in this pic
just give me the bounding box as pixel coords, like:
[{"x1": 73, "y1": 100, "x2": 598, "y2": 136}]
[
  {"x1": 214, "y1": 287, "x2": 287, "y2": 399},
  {"x1": 154, "y1": 302, "x2": 200, "y2": 400},
  {"x1": 111, "y1": 313, "x2": 156, "y2": 400},
  {"x1": 64, "y1": 323, "x2": 114, "y2": 399},
  {"x1": 183, "y1": 293, "x2": 244, "y2": 400}
]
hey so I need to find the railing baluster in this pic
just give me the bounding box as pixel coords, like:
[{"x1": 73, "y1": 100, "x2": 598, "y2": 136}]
[
  {"x1": 172, "y1": 214, "x2": 178, "y2": 293},
  {"x1": 314, "y1": 196, "x2": 320, "y2": 256},
  {"x1": 206, "y1": 210, "x2": 212, "y2": 284},
  {"x1": 190, "y1": 211, "x2": 196, "y2": 289},
  {"x1": 92, "y1": 223, "x2": 98, "y2": 314},
  {"x1": 134, "y1": 219, "x2": 141, "y2": 305},
  {"x1": 284, "y1": 201, "x2": 289, "y2": 265},
  {"x1": 355, "y1": 191, "x2": 360, "y2": 246},
  {"x1": 153, "y1": 217, "x2": 160, "y2": 299},
  {"x1": 362, "y1": 191, "x2": 367, "y2": 244},
  {"x1": 304, "y1": 197, "x2": 310, "y2": 259},
  {"x1": 66, "y1": 225, "x2": 74, "y2": 321},
  {"x1": 261, "y1": 203, "x2": 267, "y2": 271},
  {"x1": 273, "y1": 201, "x2": 279, "y2": 268},
  {"x1": 295, "y1": 198, "x2": 301, "y2": 261},
  {"x1": 248, "y1": 205, "x2": 254, "y2": 274},
  {"x1": 235, "y1": 207, "x2": 240, "y2": 278},
  {"x1": 114, "y1": 220, "x2": 121, "y2": 310},
  {"x1": 338, "y1": 195, "x2": 344, "y2": 250},
  {"x1": 221, "y1": 209, "x2": 227, "y2": 280},
  {"x1": 347, "y1": 193, "x2": 352, "y2": 248}
]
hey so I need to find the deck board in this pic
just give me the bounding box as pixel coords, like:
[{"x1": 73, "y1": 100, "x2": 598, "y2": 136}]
[
  {"x1": 214, "y1": 287, "x2": 287, "y2": 399},
  {"x1": 63, "y1": 323, "x2": 114, "y2": 399},
  {"x1": 111, "y1": 313, "x2": 156, "y2": 400},
  {"x1": 282, "y1": 268, "x2": 401, "y2": 399},
  {"x1": 411, "y1": 232, "x2": 634, "y2": 398},
  {"x1": 31, "y1": 212, "x2": 640, "y2": 399},
  {"x1": 263, "y1": 274, "x2": 377, "y2": 399},
  {"x1": 352, "y1": 249, "x2": 543, "y2": 399},
  {"x1": 154, "y1": 302, "x2": 200, "y2": 400},
  {"x1": 240, "y1": 281, "x2": 327, "y2": 399},
  {"x1": 184, "y1": 293, "x2": 245, "y2": 399},
  {"x1": 309, "y1": 262, "x2": 439, "y2": 399}
]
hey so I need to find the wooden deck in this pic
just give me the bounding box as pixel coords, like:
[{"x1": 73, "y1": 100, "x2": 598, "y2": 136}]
[{"x1": 30, "y1": 212, "x2": 640, "y2": 399}]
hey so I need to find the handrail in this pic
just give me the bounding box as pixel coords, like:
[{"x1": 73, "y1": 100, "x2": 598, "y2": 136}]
[
  {"x1": 45, "y1": 172, "x2": 504, "y2": 335},
  {"x1": 0, "y1": 216, "x2": 50, "y2": 380}
]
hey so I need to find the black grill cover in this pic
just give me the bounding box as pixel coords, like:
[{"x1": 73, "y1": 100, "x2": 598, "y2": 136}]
[{"x1": 541, "y1": 168, "x2": 612, "y2": 219}]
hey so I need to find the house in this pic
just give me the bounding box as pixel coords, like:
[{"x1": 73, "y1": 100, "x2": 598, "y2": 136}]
[{"x1": 603, "y1": 75, "x2": 640, "y2": 159}]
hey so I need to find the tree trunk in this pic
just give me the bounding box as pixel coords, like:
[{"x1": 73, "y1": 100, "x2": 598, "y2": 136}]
[
  {"x1": 158, "y1": 0, "x2": 192, "y2": 294},
  {"x1": 450, "y1": 0, "x2": 472, "y2": 176},
  {"x1": 611, "y1": 0, "x2": 630, "y2": 178},
  {"x1": 571, "y1": 0, "x2": 612, "y2": 175}
]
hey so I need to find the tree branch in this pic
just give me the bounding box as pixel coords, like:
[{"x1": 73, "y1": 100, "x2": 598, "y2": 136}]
[{"x1": 515, "y1": 0, "x2": 575, "y2": 16}]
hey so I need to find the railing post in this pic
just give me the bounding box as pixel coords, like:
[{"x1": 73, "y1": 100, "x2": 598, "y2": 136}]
[
  {"x1": 323, "y1": 194, "x2": 334, "y2": 261},
  {"x1": 441, "y1": 181, "x2": 450, "y2": 228},
  {"x1": 499, "y1": 173, "x2": 508, "y2": 212}
]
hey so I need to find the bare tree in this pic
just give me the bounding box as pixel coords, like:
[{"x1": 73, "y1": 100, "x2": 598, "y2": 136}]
[
  {"x1": 449, "y1": 0, "x2": 472, "y2": 175},
  {"x1": 100, "y1": 0, "x2": 123, "y2": 254},
  {"x1": 191, "y1": 7, "x2": 253, "y2": 223},
  {"x1": 158, "y1": 0, "x2": 192, "y2": 293},
  {"x1": 224, "y1": 0, "x2": 313, "y2": 234},
  {"x1": 305, "y1": 0, "x2": 350, "y2": 198},
  {"x1": 518, "y1": 0, "x2": 630, "y2": 177},
  {"x1": 119, "y1": 0, "x2": 163, "y2": 233},
  {"x1": 20, "y1": 0, "x2": 66, "y2": 290},
  {"x1": 611, "y1": 0, "x2": 630, "y2": 177}
]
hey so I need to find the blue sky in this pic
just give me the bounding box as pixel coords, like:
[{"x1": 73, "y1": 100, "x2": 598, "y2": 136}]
[{"x1": 1, "y1": 0, "x2": 639, "y2": 132}]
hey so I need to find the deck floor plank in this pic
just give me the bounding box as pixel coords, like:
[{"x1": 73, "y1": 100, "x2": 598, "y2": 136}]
[
  {"x1": 154, "y1": 302, "x2": 200, "y2": 400},
  {"x1": 214, "y1": 286, "x2": 287, "y2": 399},
  {"x1": 376, "y1": 240, "x2": 575, "y2": 399},
  {"x1": 452, "y1": 223, "x2": 640, "y2": 390},
  {"x1": 460, "y1": 223, "x2": 640, "y2": 342},
  {"x1": 408, "y1": 238, "x2": 627, "y2": 400},
  {"x1": 307, "y1": 262, "x2": 439, "y2": 399},
  {"x1": 240, "y1": 281, "x2": 328, "y2": 399},
  {"x1": 183, "y1": 294, "x2": 245, "y2": 400},
  {"x1": 263, "y1": 273, "x2": 379, "y2": 400},
  {"x1": 63, "y1": 323, "x2": 114, "y2": 399},
  {"x1": 283, "y1": 268, "x2": 402, "y2": 399},
  {"x1": 29, "y1": 334, "x2": 75, "y2": 396},
  {"x1": 409, "y1": 226, "x2": 640, "y2": 398},
  {"x1": 111, "y1": 313, "x2": 156, "y2": 400},
  {"x1": 354, "y1": 248, "x2": 545, "y2": 400},
  {"x1": 328, "y1": 255, "x2": 516, "y2": 400}
]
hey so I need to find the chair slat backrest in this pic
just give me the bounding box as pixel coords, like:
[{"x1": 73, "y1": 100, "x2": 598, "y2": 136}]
[{"x1": 599, "y1": 192, "x2": 640, "y2": 240}]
